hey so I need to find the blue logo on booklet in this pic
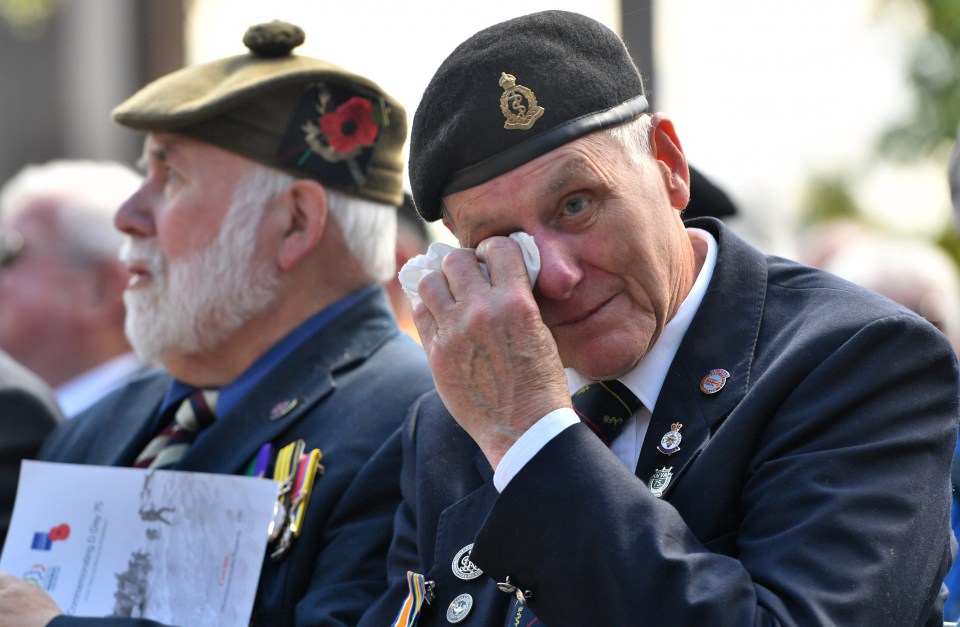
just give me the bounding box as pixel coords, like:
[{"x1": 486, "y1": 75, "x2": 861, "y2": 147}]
[{"x1": 31, "y1": 531, "x2": 52, "y2": 550}]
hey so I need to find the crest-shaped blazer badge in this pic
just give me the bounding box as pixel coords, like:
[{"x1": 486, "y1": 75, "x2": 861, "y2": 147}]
[{"x1": 648, "y1": 466, "x2": 674, "y2": 498}]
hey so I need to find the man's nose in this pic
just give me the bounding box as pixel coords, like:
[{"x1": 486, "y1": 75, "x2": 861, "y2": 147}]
[
  {"x1": 532, "y1": 232, "x2": 582, "y2": 301},
  {"x1": 114, "y1": 186, "x2": 156, "y2": 238}
]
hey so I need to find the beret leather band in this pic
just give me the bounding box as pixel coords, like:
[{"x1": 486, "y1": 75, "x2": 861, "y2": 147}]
[{"x1": 442, "y1": 94, "x2": 649, "y2": 199}]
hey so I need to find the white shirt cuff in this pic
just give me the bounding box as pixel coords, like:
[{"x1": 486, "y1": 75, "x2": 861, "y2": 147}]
[{"x1": 493, "y1": 407, "x2": 580, "y2": 492}]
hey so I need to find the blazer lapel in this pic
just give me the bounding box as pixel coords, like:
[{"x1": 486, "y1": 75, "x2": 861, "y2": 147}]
[
  {"x1": 430, "y1": 468, "x2": 501, "y2": 618},
  {"x1": 635, "y1": 219, "x2": 767, "y2": 498},
  {"x1": 104, "y1": 372, "x2": 171, "y2": 466},
  {"x1": 179, "y1": 289, "x2": 399, "y2": 474},
  {"x1": 182, "y1": 367, "x2": 335, "y2": 474}
]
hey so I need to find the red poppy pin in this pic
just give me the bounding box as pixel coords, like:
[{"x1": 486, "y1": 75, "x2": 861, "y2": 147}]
[
  {"x1": 276, "y1": 81, "x2": 389, "y2": 188},
  {"x1": 317, "y1": 96, "x2": 380, "y2": 155},
  {"x1": 49, "y1": 523, "x2": 70, "y2": 542}
]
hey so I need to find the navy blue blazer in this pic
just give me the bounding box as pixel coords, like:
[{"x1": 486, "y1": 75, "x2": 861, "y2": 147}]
[
  {"x1": 38, "y1": 289, "x2": 434, "y2": 627},
  {"x1": 362, "y1": 218, "x2": 960, "y2": 626}
]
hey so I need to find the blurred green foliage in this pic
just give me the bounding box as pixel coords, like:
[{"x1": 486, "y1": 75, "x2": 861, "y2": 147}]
[
  {"x1": 879, "y1": 0, "x2": 960, "y2": 161},
  {"x1": 935, "y1": 223, "x2": 960, "y2": 268},
  {"x1": 801, "y1": 0, "x2": 959, "y2": 262},
  {"x1": 801, "y1": 174, "x2": 860, "y2": 226}
]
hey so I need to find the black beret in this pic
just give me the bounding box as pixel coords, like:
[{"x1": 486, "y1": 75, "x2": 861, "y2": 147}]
[
  {"x1": 398, "y1": 193, "x2": 429, "y2": 242},
  {"x1": 112, "y1": 21, "x2": 407, "y2": 206},
  {"x1": 409, "y1": 10, "x2": 648, "y2": 221},
  {"x1": 685, "y1": 166, "x2": 739, "y2": 220}
]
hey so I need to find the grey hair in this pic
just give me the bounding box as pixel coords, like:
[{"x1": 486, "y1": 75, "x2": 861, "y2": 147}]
[
  {"x1": 234, "y1": 164, "x2": 397, "y2": 283},
  {"x1": 0, "y1": 159, "x2": 141, "y2": 265},
  {"x1": 228, "y1": 165, "x2": 295, "y2": 250},
  {"x1": 599, "y1": 114, "x2": 654, "y2": 167},
  {"x1": 325, "y1": 187, "x2": 397, "y2": 283}
]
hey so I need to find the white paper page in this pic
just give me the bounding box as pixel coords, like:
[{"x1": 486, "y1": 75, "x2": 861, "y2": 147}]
[{"x1": 0, "y1": 460, "x2": 278, "y2": 627}]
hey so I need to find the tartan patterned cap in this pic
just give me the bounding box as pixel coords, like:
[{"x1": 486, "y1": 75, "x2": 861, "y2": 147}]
[
  {"x1": 112, "y1": 21, "x2": 407, "y2": 206},
  {"x1": 409, "y1": 10, "x2": 648, "y2": 221}
]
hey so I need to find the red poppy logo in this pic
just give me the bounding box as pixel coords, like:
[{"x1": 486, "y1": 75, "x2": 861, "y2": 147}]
[
  {"x1": 318, "y1": 96, "x2": 380, "y2": 154},
  {"x1": 48, "y1": 524, "x2": 70, "y2": 542}
]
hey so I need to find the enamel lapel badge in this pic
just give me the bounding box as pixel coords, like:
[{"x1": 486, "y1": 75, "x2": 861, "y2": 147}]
[{"x1": 657, "y1": 422, "x2": 683, "y2": 456}]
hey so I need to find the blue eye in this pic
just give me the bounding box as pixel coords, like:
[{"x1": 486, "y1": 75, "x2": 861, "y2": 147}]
[{"x1": 563, "y1": 197, "x2": 589, "y2": 215}]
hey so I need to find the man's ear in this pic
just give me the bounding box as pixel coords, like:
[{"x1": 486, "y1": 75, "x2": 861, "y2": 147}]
[
  {"x1": 278, "y1": 179, "x2": 328, "y2": 272},
  {"x1": 441, "y1": 216, "x2": 456, "y2": 239},
  {"x1": 650, "y1": 113, "x2": 690, "y2": 211},
  {"x1": 440, "y1": 205, "x2": 464, "y2": 245}
]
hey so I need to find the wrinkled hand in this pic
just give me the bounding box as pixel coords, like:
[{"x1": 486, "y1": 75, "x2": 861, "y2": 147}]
[
  {"x1": 0, "y1": 572, "x2": 63, "y2": 627},
  {"x1": 414, "y1": 236, "x2": 571, "y2": 467}
]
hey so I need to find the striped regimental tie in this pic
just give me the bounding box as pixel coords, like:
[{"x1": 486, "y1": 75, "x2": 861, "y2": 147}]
[{"x1": 132, "y1": 389, "x2": 218, "y2": 470}]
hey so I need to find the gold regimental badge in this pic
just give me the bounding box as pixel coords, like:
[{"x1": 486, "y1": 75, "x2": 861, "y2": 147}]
[{"x1": 499, "y1": 72, "x2": 544, "y2": 130}]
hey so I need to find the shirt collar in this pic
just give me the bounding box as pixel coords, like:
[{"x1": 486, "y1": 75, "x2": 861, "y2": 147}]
[
  {"x1": 56, "y1": 352, "x2": 145, "y2": 418},
  {"x1": 160, "y1": 285, "x2": 380, "y2": 417},
  {"x1": 565, "y1": 227, "x2": 718, "y2": 411}
]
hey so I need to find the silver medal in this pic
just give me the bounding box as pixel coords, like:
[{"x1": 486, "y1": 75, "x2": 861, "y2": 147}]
[
  {"x1": 451, "y1": 543, "x2": 483, "y2": 580},
  {"x1": 446, "y1": 593, "x2": 473, "y2": 623}
]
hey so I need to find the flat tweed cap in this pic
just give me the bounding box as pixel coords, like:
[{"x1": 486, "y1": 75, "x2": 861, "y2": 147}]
[
  {"x1": 410, "y1": 10, "x2": 648, "y2": 222},
  {"x1": 112, "y1": 21, "x2": 407, "y2": 206}
]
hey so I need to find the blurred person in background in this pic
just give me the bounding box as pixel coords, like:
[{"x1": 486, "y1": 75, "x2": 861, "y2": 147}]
[
  {"x1": 0, "y1": 348, "x2": 62, "y2": 546},
  {"x1": 386, "y1": 193, "x2": 430, "y2": 344},
  {"x1": 807, "y1": 227, "x2": 960, "y2": 350},
  {"x1": 684, "y1": 164, "x2": 739, "y2": 222},
  {"x1": 0, "y1": 160, "x2": 146, "y2": 417}
]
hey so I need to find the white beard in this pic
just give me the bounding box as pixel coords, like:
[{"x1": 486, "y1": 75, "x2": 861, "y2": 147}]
[{"x1": 120, "y1": 191, "x2": 280, "y2": 365}]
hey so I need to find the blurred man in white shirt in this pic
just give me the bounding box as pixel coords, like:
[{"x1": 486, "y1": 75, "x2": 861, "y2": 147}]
[{"x1": 0, "y1": 160, "x2": 146, "y2": 417}]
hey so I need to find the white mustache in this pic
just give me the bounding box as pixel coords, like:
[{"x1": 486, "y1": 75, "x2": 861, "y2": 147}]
[{"x1": 119, "y1": 238, "x2": 166, "y2": 276}]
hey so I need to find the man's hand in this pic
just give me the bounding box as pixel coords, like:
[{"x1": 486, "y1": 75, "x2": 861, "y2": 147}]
[
  {"x1": 0, "y1": 572, "x2": 63, "y2": 627},
  {"x1": 414, "y1": 236, "x2": 571, "y2": 467}
]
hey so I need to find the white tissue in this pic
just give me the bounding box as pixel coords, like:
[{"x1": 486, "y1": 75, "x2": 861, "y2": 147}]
[{"x1": 398, "y1": 232, "x2": 541, "y2": 306}]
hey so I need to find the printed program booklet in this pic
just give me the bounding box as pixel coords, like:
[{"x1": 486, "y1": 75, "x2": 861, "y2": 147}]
[{"x1": 0, "y1": 460, "x2": 278, "y2": 626}]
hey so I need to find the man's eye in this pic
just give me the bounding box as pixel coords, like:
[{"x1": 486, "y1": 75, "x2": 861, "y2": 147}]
[
  {"x1": 164, "y1": 167, "x2": 179, "y2": 183},
  {"x1": 563, "y1": 197, "x2": 589, "y2": 215}
]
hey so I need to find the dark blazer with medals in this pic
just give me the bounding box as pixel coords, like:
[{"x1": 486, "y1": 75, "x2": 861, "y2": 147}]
[
  {"x1": 38, "y1": 289, "x2": 434, "y2": 627},
  {"x1": 0, "y1": 349, "x2": 62, "y2": 545},
  {"x1": 361, "y1": 218, "x2": 960, "y2": 627}
]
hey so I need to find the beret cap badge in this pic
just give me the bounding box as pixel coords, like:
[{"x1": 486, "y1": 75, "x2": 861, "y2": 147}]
[{"x1": 499, "y1": 72, "x2": 544, "y2": 130}]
